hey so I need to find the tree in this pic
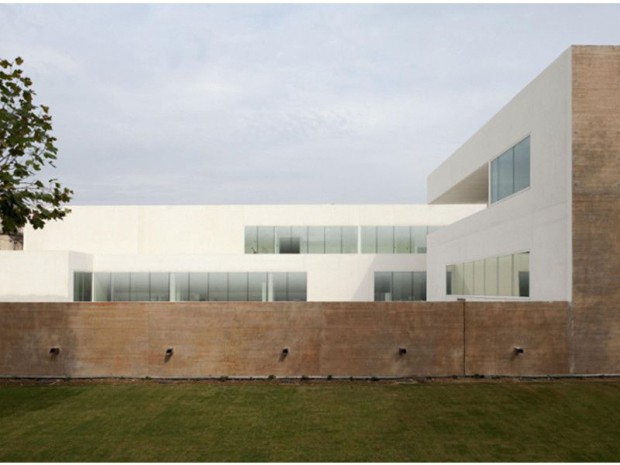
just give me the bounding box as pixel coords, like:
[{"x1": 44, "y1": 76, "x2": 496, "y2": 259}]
[{"x1": 0, "y1": 56, "x2": 72, "y2": 237}]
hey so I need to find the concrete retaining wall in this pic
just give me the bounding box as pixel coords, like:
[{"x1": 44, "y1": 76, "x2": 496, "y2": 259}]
[{"x1": 0, "y1": 301, "x2": 574, "y2": 378}]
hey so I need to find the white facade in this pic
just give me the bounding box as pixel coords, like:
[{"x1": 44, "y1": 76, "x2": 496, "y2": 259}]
[
  {"x1": 1, "y1": 204, "x2": 482, "y2": 302},
  {"x1": 1, "y1": 47, "x2": 594, "y2": 304},
  {"x1": 426, "y1": 49, "x2": 572, "y2": 301}
]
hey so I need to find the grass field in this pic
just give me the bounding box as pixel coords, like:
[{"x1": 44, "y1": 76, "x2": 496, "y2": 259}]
[{"x1": 0, "y1": 378, "x2": 619, "y2": 462}]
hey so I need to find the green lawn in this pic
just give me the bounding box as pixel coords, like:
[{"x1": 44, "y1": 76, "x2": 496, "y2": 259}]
[{"x1": 0, "y1": 379, "x2": 619, "y2": 462}]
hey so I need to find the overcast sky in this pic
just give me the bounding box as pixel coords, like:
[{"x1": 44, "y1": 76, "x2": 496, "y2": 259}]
[{"x1": 1, "y1": 3, "x2": 619, "y2": 205}]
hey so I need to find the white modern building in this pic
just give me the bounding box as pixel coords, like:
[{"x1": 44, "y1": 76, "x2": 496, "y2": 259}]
[
  {"x1": 0, "y1": 204, "x2": 482, "y2": 302},
  {"x1": 426, "y1": 46, "x2": 573, "y2": 302},
  {"x1": 0, "y1": 45, "x2": 616, "y2": 305}
]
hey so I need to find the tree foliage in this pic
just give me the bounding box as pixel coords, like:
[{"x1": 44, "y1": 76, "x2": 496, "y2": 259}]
[{"x1": 0, "y1": 56, "x2": 72, "y2": 236}]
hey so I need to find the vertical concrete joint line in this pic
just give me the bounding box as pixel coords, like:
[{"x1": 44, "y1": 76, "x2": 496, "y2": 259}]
[
  {"x1": 462, "y1": 300, "x2": 467, "y2": 377},
  {"x1": 568, "y1": 302, "x2": 575, "y2": 374}
]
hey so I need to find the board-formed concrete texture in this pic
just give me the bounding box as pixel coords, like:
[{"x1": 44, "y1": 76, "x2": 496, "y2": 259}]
[
  {"x1": 0, "y1": 302, "x2": 570, "y2": 378},
  {"x1": 464, "y1": 302, "x2": 569, "y2": 376},
  {"x1": 571, "y1": 46, "x2": 620, "y2": 374}
]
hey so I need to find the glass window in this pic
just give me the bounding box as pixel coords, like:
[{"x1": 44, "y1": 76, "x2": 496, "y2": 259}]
[
  {"x1": 208, "y1": 273, "x2": 228, "y2": 301},
  {"x1": 514, "y1": 137, "x2": 530, "y2": 193},
  {"x1": 484, "y1": 257, "x2": 498, "y2": 297},
  {"x1": 94, "y1": 273, "x2": 111, "y2": 302},
  {"x1": 325, "y1": 227, "x2": 342, "y2": 253},
  {"x1": 130, "y1": 272, "x2": 149, "y2": 301},
  {"x1": 392, "y1": 272, "x2": 413, "y2": 301},
  {"x1": 286, "y1": 232, "x2": 302, "y2": 254},
  {"x1": 413, "y1": 272, "x2": 427, "y2": 301},
  {"x1": 377, "y1": 227, "x2": 393, "y2": 254},
  {"x1": 85, "y1": 270, "x2": 309, "y2": 302},
  {"x1": 150, "y1": 273, "x2": 169, "y2": 301},
  {"x1": 248, "y1": 226, "x2": 313, "y2": 254},
  {"x1": 374, "y1": 272, "x2": 392, "y2": 301},
  {"x1": 452, "y1": 263, "x2": 464, "y2": 295},
  {"x1": 74, "y1": 272, "x2": 83, "y2": 302},
  {"x1": 374, "y1": 272, "x2": 427, "y2": 301},
  {"x1": 287, "y1": 272, "x2": 307, "y2": 301},
  {"x1": 497, "y1": 149, "x2": 514, "y2": 201},
  {"x1": 248, "y1": 272, "x2": 268, "y2": 301},
  {"x1": 73, "y1": 272, "x2": 92, "y2": 302},
  {"x1": 491, "y1": 158, "x2": 499, "y2": 203},
  {"x1": 308, "y1": 227, "x2": 324, "y2": 254},
  {"x1": 514, "y1": 252, "x2": 530, "y2": 298},
  {"x1": 228, "y1": 273, "x2": 248, "y2": 301},
  {"x1": 172, "y1": 272, "x2": 189, "y2": 302},
  {"x1": 258, "y1": 227, "x2": 275, "y2": 254},
  {"x1": 272, "y1": 273, "x2": 288, "y2": 301},
  {"x1": 341, "y1": 227, "x2": 358, "y2": 254},
  {"x1": 473, "y1": 259, "x2": 485, "y2": 296},
  {"x1": 411, "y1": 226, "x2": 428, "y2": 253},
  {"x1": 361, "y1": 227, "x2": 377, "y2": 253},
  {"x1": 498, "y1": 254, "x2": 513, "y2": 297},
  {"x1": 519, "y1": 272, "x2": 530, "y2": 298},
  {"x1": 246, "y1": 225, "x2": 434, "y2": 254},
  {"x1": 83, "y1": 272, "x2": 93, "y2": 302},
  {"x1": 291, "y1": 227, "x2": 308, "y2": 254},
  {"x1": 448, "y1": 252, "x2": 529, "y2": 298},
  {"x1": 463, "y1": 261, "x2": 474, "y2": 295},
  {"x1": 275, "y1": 227, "x2": 292, "y2": 254},
  {"x1": 112, "y1": 273, "x2": 131, "y2": 302},
  {"x1": 490, "y1": 136, "x2": 530, "y2": 203},
  {"x1": 188, "y1": 272, "x2": 208, "y2": 301},
  {"x1": 245, "y1": 227, "x2": 258, "y2": 254},
  {"x1": 394, "y1": 227, "x2": 411, "y2": 254}
]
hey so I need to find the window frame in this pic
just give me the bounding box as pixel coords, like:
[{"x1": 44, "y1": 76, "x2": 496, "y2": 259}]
[{"x1": 489, "y1": 135, "x2": 531, "y2": 205}]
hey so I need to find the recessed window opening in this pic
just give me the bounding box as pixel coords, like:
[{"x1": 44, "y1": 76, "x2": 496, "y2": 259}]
[
  {"x1": 374, "y1": 272, "x2": 427, "y2": 301},
  {"x1": 446, "y1": 251, "x2": 529, "y2": 298},
  {"x1": 279, "y1": 236, "x2": 301, "y2": 254},
  {"x1": 78, "y1": 271, "x2": 307, "y2": 302},
  {"x1": 245, "y1": 225, "x2": 440, "y2": 255},
  {"x1": 490, "y1": 136, "x2": 530, "y2": 204},
  {"x1": 73, "y1": 271, "x2": 93, "y2": 302}
]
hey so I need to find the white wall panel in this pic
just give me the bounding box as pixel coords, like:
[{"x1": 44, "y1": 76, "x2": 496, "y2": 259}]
[{"x1": 427, "y1": 49, "x2": 572, "y2": 301}]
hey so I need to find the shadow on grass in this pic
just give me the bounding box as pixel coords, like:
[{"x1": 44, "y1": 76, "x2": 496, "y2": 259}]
[{"x1": 0, "y1": 384, "x2": 85, "y2": 419}]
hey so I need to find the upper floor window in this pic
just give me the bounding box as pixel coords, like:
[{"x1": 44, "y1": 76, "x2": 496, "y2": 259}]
[
  {"x1": 361, "y1": 226, "x2": 439, "y2": 254},
  {"x1": 245, "y1": 225, "x2": 441, "y2": 254},
  {"x1": 245, "y1": 226, "x2": 357, "y2": 254},
  {"x1": 490, "y1": 136, "x2": 530, "y2": 203}
]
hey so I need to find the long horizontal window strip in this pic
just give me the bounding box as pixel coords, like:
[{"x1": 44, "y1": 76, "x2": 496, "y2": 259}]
[
  {"x1": 490, "y1": 136, "x2": 530, "y2": 204},
  {"x1": 361, "y1": 226, "x2": 439, "y2": 254},
  {"x1": 446, "y1": 252, "x2": 529, "y2": 298},
  {"x1": 74, "y1": 272, "x2": 307, "y2": 303},
  {"x1": 245, "y1": 225, "x2": 441, "y2": 255},
  {"x1": 374, "y1": 272, "x2": 427, "y2": 301}
]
